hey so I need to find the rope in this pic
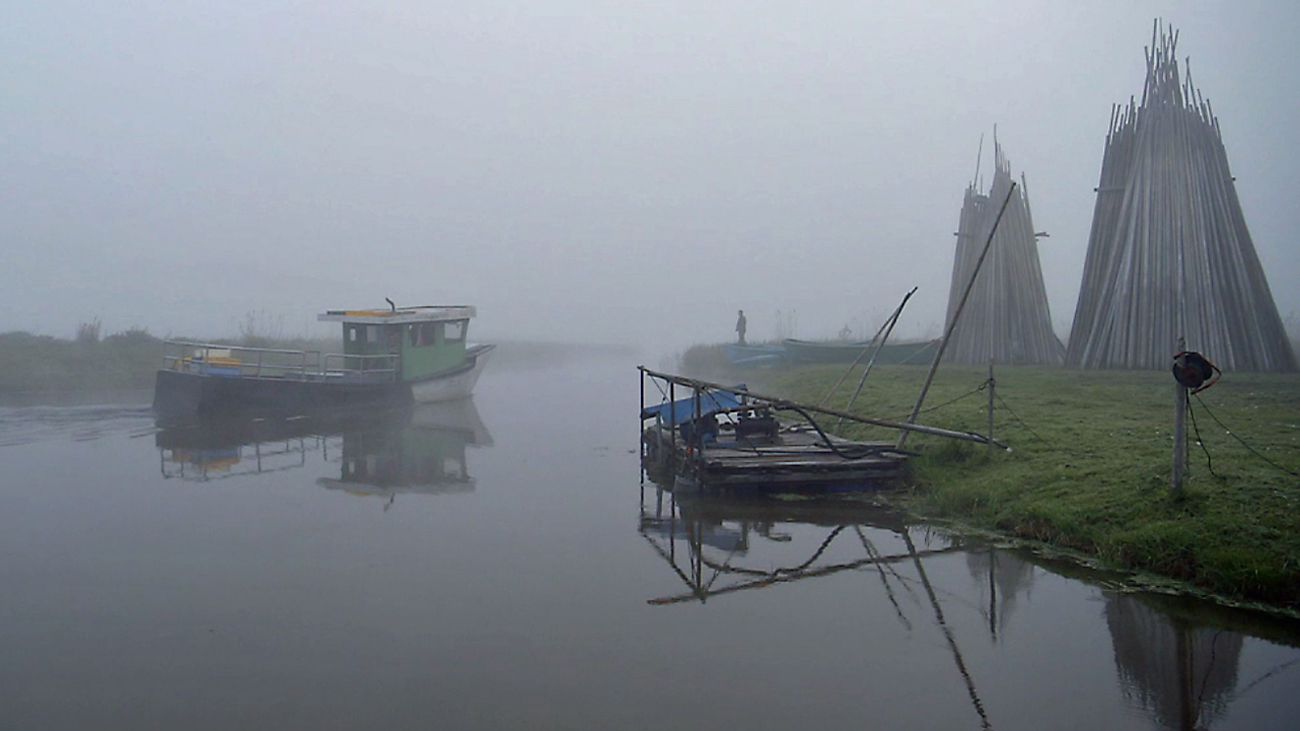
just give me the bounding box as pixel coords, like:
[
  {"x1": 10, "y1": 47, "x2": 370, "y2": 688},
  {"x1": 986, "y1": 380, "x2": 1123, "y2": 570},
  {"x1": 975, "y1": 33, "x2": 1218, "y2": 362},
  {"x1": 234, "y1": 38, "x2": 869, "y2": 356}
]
[
  {"x1": 891, "y1": 380, "x2": 988, "y2": 421},
  {"x1": 993, "y1": 391, "x2": 1056, "y2": 451},
  {"x1": 1193, "y1": 394, "x2": 1299, "y2": 477},
  {"x1": 1185, "y1": 393, "x2": 1221, "y2": 479}
]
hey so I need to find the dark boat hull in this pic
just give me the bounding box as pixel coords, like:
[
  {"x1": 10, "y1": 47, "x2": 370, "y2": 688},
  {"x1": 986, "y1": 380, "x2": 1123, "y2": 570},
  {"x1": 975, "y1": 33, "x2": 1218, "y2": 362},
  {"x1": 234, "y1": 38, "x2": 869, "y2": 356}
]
[
  {"x1": 153, "y1": 344, "x2": 494, "y2": 422},
  {"x1": 723, "y1": 343, "x2": 786, "y2": 366},
  {"x1": 781, "y1": 338, "x2": 937, "y2": 365},
  {"x1": 153, "y1": 369, "x2": 412, "y2": 422}
]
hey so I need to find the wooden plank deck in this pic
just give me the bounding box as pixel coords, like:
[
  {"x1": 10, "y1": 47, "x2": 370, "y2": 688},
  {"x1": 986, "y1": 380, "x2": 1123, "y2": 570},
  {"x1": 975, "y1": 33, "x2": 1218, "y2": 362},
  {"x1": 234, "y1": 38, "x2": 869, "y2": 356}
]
[{"x1": 645, "y1": 425, "x2": 909, "y2": 490}]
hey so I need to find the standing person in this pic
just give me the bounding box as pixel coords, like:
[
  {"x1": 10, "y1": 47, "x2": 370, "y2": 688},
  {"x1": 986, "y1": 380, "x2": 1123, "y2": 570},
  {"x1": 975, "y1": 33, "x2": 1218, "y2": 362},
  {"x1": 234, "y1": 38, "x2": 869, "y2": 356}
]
[{"x1": 735, "y1": 310, "x2": 747, "y2": 345}]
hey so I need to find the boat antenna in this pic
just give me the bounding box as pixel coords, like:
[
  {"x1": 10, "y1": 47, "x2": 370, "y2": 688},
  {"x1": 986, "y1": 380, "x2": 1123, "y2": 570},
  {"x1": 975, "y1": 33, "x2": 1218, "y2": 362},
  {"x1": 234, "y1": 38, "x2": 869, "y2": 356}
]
[{"x1": 385, "y1": 297, "x2": 396, "y2": 312}]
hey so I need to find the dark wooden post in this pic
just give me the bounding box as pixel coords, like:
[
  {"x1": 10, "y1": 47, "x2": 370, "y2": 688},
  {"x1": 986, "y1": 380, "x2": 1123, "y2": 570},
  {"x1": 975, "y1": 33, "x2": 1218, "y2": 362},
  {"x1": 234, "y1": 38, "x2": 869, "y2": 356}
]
[
  {"x1": 987, "y1": 359, "x2": 995, "y2": 458},
  {"x1": 1172, "y1": 337, "x2": 1187, "y2": 494},
  {"x1": 668, "y1": 381, "x2": 676, "y2": 471},
  {"x1": 639, "y1": 369, "x2": 646, "y2": 462}
]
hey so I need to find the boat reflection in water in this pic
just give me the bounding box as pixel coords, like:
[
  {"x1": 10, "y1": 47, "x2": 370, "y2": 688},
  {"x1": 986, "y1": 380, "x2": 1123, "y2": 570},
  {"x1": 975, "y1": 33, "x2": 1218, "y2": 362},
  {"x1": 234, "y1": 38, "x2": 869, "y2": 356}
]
[
  {"x1": 156, "y1": 399, "x2": 493, "y2": 502},
  {"x1": 638, "y1": 480, "x2": 1300, "y2": 730},
  {"x1": 319, "y1": 399, "x2": 493, "y2": 501}
]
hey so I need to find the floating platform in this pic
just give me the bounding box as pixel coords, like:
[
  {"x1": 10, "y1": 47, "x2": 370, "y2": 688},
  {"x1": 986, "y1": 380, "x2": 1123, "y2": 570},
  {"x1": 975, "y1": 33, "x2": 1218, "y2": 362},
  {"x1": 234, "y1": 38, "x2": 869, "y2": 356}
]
[
  {"x1": 638, "y1": 366, "x2": 997, "y2": 494},
  {"x1": 642, "y1": 424, "x2": 908, "y2": 492}
]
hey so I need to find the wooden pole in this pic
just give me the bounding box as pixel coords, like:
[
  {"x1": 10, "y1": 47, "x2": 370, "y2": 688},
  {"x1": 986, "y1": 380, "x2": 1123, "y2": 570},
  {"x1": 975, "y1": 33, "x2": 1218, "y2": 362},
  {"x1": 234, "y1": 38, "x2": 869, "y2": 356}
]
[
  {"x1": 818, "y1": 308, "x2": 896, "y2": 408},
  {"x1": 668, "y1": 381, "x2": 676, "y2": 471},
  {"x1": 1172, "y1": 337, "x2": 1187, "y2": 494},
  {"x1": 837, "y1": 287, "x2": 918, "y2": 426},
  {"x1": 899, "y1": 183, "x2": 1016, "y2": 450},
  {"x1": 987, "y1": 359, "x2": 995, "y2": 458},
  {"x1": 637, "y1": 367, "x2": 1004, "y2": 446}
]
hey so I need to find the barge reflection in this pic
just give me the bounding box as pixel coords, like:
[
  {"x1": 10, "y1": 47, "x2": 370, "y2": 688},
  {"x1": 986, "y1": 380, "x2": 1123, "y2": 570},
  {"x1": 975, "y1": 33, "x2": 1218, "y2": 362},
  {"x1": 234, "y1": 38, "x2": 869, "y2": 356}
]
[
  {"x1": 637, "y1": 482, "x2": 1300, "y2": 730},
  {"x1": 638, "y1": 482, "x2": 996, "y2": 728},
  {"x1": 155, "y1": 400, "x2": 493, "y2": 501}
]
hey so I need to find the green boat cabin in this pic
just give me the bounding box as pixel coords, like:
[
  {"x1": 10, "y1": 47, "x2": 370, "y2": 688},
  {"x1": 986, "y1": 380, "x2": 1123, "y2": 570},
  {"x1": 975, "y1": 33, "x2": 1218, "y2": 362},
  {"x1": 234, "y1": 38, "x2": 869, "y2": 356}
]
[{"x1": 318, "y1": 306, "x2": 476, "y2": 382}]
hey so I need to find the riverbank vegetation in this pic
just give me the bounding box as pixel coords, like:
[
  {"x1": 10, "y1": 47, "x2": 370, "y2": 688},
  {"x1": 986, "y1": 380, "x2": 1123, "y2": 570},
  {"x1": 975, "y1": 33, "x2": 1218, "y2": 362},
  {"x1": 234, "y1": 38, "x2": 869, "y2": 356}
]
[
  {"x1": 0, "y1": 329, "x2": 165, "y2": 398},
  {"x1": 682, "y1": 345, "x2": 1300, "y2": 610},
  {"x1": 0, "y1": 326, "x2": 636, "y2": 403},
  {"x1": 0, "y1": 327, "x2": 340, "y2": 402}
]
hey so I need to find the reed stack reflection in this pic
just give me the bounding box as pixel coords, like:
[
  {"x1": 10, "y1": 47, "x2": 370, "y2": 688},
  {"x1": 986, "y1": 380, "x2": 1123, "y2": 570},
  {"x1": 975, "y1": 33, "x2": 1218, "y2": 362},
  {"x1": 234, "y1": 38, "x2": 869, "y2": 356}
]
[
  {"x1": 638, "y1": 479, "x2": 1300, "y2": 730},
  {"x1": 155, "y1": 399, "x2": 493, "y2": 503},
  {"x1": 1102, "y1": 591, "x2": 1300, "y2": 731}
]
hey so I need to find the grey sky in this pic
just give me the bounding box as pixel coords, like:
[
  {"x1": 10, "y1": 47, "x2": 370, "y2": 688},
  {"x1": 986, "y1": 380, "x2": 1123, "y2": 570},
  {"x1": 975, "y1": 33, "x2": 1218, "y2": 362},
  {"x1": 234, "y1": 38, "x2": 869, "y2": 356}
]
[{"x1": 4, "y1": 1, "x2": 1297, "y2": 354}]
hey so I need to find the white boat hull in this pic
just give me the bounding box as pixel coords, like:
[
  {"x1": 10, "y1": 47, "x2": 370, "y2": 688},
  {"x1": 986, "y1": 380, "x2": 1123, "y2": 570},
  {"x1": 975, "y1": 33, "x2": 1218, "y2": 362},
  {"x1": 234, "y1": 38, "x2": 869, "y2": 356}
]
[{"x1": 410, "y1": 344, "x2": 495, "y2": 403}]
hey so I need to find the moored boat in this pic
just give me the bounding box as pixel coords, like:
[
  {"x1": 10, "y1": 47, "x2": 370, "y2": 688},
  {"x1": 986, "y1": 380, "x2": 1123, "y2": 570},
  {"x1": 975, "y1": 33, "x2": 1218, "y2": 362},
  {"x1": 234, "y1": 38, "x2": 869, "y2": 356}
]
[
  {"x1": 723, "y1": 343, "x2": 786, "y2": 367},
  {"x1": 153, "y1": 305, "x2": 493, "y2": 420},
  {"x1": 781, "y1": 338, "x2": 937, "y2": 365}
]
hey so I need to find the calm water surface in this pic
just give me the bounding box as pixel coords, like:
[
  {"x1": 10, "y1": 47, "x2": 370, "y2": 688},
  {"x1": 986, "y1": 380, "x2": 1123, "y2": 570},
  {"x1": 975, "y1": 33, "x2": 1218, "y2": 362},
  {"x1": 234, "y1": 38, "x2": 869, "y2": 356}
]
[{"x1": 2, "y1": 353, "x2": 1298, "y2": 730}]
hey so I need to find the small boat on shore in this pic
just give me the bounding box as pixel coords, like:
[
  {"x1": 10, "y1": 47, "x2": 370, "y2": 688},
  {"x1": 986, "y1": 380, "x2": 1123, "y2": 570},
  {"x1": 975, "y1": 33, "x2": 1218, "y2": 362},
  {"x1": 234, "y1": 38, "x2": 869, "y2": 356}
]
[
  {"x1": 153, "y1": 305, "x2": 493, "y2": 421},
  {"x1": 723, "y1": 343, "x2": 786, "y2": 367},
  {"x1": 782, "y1": 338, "x2": 937, "y2": 365}
]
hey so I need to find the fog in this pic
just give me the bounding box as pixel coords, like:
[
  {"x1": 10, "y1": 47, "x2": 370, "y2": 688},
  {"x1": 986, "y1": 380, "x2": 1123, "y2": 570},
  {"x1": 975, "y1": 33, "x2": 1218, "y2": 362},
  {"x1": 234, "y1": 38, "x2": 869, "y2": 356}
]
[{"x1": 4, "y1": 1, "x2": 1297, "y2": 355}]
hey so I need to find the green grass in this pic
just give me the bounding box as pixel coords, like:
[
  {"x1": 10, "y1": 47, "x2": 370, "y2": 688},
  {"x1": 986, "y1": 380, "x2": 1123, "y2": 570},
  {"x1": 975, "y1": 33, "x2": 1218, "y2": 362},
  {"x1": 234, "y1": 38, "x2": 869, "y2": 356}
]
[
  {"x1": 0, "y1": 330, "x2": 165, "y2": 396},
  {"x1": 687, "y1": 347, "x2": 1300, "y2": 610}
]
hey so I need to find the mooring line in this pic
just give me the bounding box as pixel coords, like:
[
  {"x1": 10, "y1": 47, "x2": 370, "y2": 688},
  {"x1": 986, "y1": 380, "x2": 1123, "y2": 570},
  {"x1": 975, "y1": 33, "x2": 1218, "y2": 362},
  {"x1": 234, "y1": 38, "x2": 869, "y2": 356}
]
[
  {"x1": 1193, "y1": 394, "x2": 1299, "y2": 477},
  {"x1": 1186, "y1": 394, "x2": 1221, "y2": 479},
  {"x1": 889, "y1": 381, "x2": 988, "y2": 422},
  {"x1": 992, "y1": 391, "x2": 1055, "y2": 451}
]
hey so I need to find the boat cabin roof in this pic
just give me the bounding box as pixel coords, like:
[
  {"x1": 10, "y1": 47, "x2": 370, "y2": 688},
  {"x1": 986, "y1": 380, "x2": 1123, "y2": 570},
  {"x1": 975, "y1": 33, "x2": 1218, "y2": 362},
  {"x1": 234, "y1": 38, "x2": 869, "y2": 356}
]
[{"x1": 318, "y1": 305, "x2": 476, "y2": 325}]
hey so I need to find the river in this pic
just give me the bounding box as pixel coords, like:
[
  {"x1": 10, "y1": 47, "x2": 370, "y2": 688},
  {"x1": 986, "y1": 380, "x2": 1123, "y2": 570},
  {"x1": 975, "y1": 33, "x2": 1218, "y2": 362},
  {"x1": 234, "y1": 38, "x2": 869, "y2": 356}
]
[{"x1": 2, "y1": 350, "x2": 1298, "y2": 730}]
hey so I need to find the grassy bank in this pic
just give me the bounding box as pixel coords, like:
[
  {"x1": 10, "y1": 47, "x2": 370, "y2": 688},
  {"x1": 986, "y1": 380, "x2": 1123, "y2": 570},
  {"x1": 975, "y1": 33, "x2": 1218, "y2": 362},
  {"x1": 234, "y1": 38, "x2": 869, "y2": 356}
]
[
  {"x1": 682, "y1": 345, "x2": 1300, "y2": 610},
  {"x1": 0, "y1": 330, "x2": 165, "y2": 398},
  {"x1": 0, "y1": 331, "x2": 340, "y2": 402}
]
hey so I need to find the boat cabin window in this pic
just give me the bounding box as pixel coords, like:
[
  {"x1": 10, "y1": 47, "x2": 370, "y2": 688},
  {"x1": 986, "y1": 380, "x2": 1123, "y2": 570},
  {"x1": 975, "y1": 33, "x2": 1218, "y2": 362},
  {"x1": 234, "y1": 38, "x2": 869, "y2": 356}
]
[
  {"x1": 445, "y1": 320, "x2": 467, "y2": 343},
  {"x1": 406, "y1": 322, "x2": 442, "y2": 347},
  {"x1": 347, "y1": 325, "x2": 363, "y2": 343}
]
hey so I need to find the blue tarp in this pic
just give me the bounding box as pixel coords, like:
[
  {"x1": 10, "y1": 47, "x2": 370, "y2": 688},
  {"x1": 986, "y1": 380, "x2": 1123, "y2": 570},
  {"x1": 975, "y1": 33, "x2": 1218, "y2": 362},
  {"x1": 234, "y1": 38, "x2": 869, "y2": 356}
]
[{"x1": 641, "y1": 389, "x2": 743, "y2": 428}]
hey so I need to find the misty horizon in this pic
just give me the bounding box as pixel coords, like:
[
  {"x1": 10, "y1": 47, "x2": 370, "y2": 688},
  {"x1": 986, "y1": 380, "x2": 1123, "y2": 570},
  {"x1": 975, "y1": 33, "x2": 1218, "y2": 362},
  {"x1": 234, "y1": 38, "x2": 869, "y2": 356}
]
[{"x1": 5, "y1": 1, "x2": 1297, "y2": 358}]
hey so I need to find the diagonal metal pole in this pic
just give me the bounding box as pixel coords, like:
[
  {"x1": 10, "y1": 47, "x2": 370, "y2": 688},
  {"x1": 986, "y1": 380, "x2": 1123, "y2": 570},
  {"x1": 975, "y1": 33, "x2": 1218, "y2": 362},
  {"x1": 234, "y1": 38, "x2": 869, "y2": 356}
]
[
  {"x1": 839, "y1": 286, "x2": 918, "y2": 428},
  {"x1": 898, "y1": 183, "x2": 1016, "y2": 450}
]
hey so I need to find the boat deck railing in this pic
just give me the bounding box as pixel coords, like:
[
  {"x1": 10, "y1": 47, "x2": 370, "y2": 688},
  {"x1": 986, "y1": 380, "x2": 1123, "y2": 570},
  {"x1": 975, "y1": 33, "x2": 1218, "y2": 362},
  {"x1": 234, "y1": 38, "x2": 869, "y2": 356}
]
[{"x1": 163, "y1": 340, "x2": 399, "y2": 382}]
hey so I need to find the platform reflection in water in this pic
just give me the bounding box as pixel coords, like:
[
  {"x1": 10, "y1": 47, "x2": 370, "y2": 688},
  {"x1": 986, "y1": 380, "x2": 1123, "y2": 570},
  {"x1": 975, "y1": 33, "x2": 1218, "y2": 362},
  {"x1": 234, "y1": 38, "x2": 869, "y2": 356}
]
[{"x1": 637, "y1": 480, "x2": 1300, "y2": 731}]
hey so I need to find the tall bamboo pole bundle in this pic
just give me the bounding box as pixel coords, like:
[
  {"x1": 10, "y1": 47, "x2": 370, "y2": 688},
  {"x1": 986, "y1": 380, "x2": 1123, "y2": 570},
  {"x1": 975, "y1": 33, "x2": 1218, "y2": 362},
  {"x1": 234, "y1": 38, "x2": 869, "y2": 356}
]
[
  {"x1": 942, "y1": 138, "x2": 1064, "y2": 365},
  {"x1": 1067, "y1": 21, "x2": 1296, "y2": 371}
]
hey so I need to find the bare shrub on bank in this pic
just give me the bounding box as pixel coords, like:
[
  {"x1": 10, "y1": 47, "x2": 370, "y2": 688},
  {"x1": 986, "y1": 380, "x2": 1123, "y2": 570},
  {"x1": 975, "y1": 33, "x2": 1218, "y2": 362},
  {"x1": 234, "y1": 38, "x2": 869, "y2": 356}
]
[
  {"x1": 75, "y1": 319, "x2": 102, "y2": 344},
  {"x1": 237, "y1": 311, "x2": 284, "y2": 348}
]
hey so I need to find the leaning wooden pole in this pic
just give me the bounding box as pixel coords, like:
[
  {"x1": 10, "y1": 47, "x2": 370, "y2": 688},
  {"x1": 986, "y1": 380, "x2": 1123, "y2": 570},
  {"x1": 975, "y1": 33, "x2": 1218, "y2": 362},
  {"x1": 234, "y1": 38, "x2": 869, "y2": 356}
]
[
  {"x1": 838, "y1": 287, "x2": 918, "y2": 427},
  {"x1": 818, "y1": 312, "x2": 897, "y2": 408},
  {"x1": 638, "y1": 367, "x2": 1004, "y2": 446},
  {"x1": 898, "y1": 184, "x2": 1016, "y2": 450}
]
